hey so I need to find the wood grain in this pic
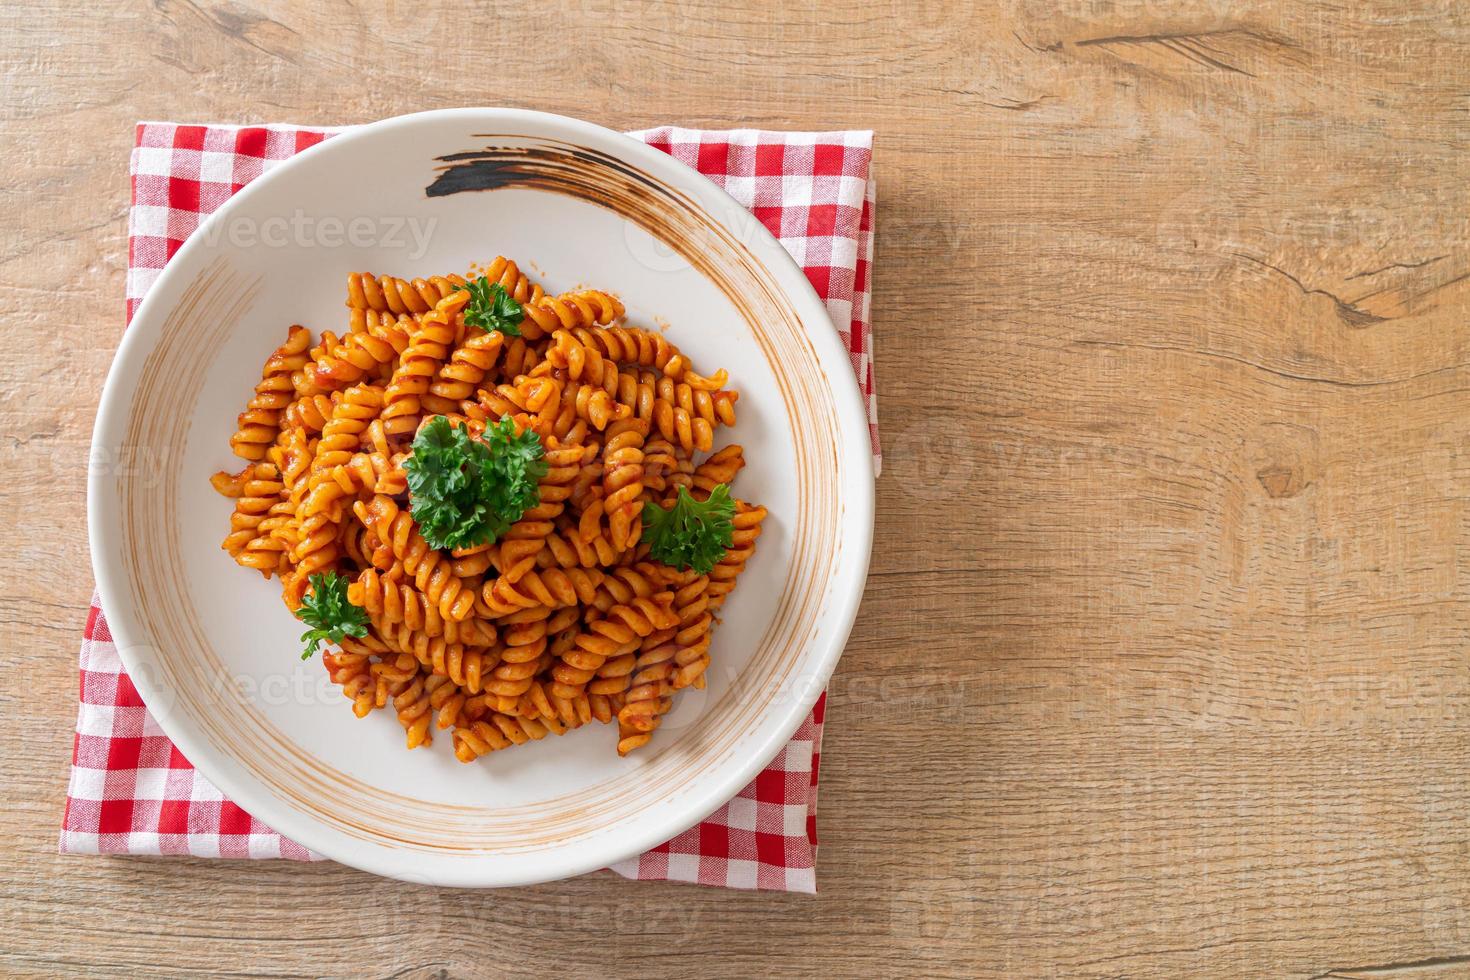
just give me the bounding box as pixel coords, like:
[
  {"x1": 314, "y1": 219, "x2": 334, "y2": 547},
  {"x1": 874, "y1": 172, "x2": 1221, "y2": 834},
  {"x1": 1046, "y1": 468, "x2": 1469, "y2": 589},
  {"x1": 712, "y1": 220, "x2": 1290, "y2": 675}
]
[{"x1": 3, "y1": 0, "x2": 1469, "y2": 976}]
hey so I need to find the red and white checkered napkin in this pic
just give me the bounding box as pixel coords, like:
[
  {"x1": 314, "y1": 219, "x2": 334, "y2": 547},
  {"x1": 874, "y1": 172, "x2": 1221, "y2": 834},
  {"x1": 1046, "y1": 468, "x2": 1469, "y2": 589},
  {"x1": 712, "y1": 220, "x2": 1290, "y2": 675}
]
[{"x1": 62, "y1": 121, "x2": 877, "y2": 893}]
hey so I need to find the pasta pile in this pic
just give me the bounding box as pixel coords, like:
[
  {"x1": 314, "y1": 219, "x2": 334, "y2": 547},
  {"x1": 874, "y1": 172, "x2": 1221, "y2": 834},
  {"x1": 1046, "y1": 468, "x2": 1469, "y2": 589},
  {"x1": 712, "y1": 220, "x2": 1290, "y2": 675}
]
[{"x1": 211, "y1": 257, "x2": 766, "y2": 760}]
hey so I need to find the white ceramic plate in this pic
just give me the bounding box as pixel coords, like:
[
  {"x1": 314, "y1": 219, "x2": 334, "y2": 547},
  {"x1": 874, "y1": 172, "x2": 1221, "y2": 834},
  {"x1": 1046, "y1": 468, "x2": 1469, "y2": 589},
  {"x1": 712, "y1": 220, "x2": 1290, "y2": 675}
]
[{"x1": 89, "y1": 108, "x2": 872, "y2": 886}]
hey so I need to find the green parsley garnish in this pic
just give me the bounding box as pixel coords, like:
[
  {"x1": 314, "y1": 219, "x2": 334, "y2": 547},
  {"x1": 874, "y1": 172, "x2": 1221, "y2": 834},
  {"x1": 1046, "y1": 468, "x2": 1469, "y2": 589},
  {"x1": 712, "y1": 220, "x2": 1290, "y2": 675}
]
[
  {"x1": 643, "y1": 484, "x2": 736, "y2": 575},
  {"x1": 453, "y1": 276, "x2": 524, "y2": 336},
  {"x1": 297, "y1": 571, "x2": 368, "y2": 660},
  {"x1": 404, "y1": 415, "x2": 546, "y2": 550}
]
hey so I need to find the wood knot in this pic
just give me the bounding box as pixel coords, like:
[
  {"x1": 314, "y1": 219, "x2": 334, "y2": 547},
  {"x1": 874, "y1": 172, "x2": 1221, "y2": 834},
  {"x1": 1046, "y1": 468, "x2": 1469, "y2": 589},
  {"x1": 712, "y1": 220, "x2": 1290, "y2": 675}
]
[
  {"x1": 1248, "y1": 422, "x2": 1319, "y2": 500},
  {"x1": 1256, "y1": 464, "x2": 1307, "y2": 499}
]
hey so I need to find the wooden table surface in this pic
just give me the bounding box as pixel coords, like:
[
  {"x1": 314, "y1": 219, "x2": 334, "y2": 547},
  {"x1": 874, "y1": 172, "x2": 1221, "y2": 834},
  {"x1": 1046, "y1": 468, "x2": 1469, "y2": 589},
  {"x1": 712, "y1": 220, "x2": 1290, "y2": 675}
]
[{"x1": 5, "y1": 1, "x2": 1469, "y2": 976}]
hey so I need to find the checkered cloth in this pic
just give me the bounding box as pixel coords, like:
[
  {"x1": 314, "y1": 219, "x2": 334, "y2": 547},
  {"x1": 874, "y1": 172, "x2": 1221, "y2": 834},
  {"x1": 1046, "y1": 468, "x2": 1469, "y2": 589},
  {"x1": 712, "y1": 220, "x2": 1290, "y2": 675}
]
[{"x1": 62, "y1": 121, "x2": 877, "y2": 893}]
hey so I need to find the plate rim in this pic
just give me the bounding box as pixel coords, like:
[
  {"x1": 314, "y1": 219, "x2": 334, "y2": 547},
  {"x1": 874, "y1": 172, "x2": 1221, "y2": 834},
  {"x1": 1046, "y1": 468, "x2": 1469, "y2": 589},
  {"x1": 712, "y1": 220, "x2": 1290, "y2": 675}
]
[{"x1": 88, "y1": 106, "x2": 874, "y2": 886}]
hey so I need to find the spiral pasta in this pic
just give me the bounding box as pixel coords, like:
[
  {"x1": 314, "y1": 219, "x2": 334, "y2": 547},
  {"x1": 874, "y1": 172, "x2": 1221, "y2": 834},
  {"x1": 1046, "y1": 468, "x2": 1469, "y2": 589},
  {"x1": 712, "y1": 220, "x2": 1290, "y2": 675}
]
[
  {"x1": 325, "y1": 633, "x2": 392, "y2": 718},
  {"x1": 347, "y1": 272, "x2": 467, "y2": 316},
  {"x1": 211, "y1": 257, "x2": 766, "y2": 761},
  {"x1": 478, "y1": 566, "x2": 606, "y2": 617},
  {"x1": 375, "y1": 620, "x2": 500, "y2": 694},
  {"x1": 381, "y1": 291, "x2": 468, "y2": 437},
  {"x1": 305, "y1": 309, "x2": 416, "y2": 392},
  {"x1": 349, "y1": 565, "x2": 494, "y2": 642},
  {"x1": 706, "y1": 502, "x2": 768, "y2": 611},
  {"x1": 519, "y1": 289, "x2": 625, "y2": 338},
  {"x1": 213, "y1": 462, "x2": 284, "y2": 572},
  {"x1": 229, "y1": 325, "x2": 311, "y2": 461},
  {"x1": 601, "y1": 419, "x2": 647, "y2": 550},
  {"x1": 550, "y1": 593, "x2": 679, "y2": 699},
  {"x1": 452, "y1": 703, "x2": 565, "y2": 762}
]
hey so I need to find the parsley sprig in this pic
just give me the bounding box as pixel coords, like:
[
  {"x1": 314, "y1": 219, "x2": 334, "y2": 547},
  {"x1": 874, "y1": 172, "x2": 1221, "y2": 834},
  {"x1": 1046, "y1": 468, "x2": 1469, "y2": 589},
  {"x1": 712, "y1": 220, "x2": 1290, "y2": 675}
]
[
  {"x1": 643, "y1": 484, "x2": 736, "y2": 575},
  {"x1": 297, "y1": 571, "x2": 368, "y2": 660},
  {"x1": 453, "y1": 276, "x2": 524, "y2": 336},
  {"x1": 405, "y1": 415, "x2": 546, "y2": 550}
]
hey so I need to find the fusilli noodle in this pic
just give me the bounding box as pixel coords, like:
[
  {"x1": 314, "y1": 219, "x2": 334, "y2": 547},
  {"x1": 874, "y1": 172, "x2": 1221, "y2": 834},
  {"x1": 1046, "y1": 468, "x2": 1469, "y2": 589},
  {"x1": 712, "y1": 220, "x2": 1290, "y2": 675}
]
[{"x1": 212, "y1": 258, "x2": 766, "y2": 761}]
